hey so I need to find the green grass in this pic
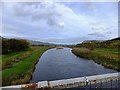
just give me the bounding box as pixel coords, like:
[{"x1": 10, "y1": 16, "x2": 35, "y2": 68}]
[
  {"x1": 2, "y1": 48, "x2": 35, "y2": 70},
  {"x1": 94, "y1": 48, "x2": 120, "y2": 54},
  {"x1": 72, "y1": 47, "x2": 120, "y2": 71},
  {"x1": 2, "y1": 46, "x2": 52, "y2": 86}
]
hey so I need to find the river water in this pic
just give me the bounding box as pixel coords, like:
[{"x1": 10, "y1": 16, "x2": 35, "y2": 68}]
[{"x1": 30, "y1": 48, "x2": 117, "y2": 83}]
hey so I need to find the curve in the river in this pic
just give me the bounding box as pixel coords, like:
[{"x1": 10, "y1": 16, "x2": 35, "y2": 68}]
[{"x1": 30, "y1": 48, "x2": 117, "y2": 83}]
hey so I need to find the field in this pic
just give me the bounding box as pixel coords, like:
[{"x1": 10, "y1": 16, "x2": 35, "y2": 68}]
[
  {"x1": 72, "y1": 47, "x2": 120, "y2": 71},
  {"x1": 1, "y1": 46, "x2": 52, "y2": 86}
]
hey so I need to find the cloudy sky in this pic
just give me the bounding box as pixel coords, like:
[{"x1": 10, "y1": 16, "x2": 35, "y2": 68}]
[{"x1": 1, "y1": 1, "x2": 118, "y2": 44}]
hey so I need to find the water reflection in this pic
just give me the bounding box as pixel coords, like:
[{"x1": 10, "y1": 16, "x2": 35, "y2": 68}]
[{"x1": 30, "y1": 48, "x2": 117, "y2": 83}]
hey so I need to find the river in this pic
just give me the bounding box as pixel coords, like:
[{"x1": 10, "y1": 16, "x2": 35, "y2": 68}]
[{"x1": 30, "y1": 48, "x2": 117, "y2": 83}]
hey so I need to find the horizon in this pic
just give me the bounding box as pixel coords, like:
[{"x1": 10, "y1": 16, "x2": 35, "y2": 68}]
[
  {"x1": 1, "y1": 35, "x2": 119, "y2": 45},
  {"x1": 1, "y1": 1, "x2": 118, "y2": 44}
]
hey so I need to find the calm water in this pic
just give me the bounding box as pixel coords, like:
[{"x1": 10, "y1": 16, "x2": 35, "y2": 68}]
[{"x1": 30, "y1": 48, "x2": 117, "y2": 83}]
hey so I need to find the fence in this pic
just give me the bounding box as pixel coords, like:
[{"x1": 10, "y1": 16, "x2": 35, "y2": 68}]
[{"x1": 2, "y1": 72, "x2": 120, "y2": 90}]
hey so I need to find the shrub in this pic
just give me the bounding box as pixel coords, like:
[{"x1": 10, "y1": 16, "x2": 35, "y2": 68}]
[{"x1": 2, "y1": 39, "x2": 30, "y2": 54}]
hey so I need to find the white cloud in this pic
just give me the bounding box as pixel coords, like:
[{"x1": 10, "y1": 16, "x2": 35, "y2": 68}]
[
  {"x1": 58, "y1": 22, "x2": 64, "y2": 28},
  {"x1": 13, "y1": 2, "x2": 65, "y2": 28},
  {"x1": 2, "y1": 2, "x2": 118, "y2": 44}
]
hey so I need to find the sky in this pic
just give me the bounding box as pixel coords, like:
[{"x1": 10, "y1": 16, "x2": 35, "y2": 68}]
[{"x1": 1, "y1": 1, "x2": 118, "y2": 44}]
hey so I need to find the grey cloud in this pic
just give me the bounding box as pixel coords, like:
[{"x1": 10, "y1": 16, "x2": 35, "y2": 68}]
[
  {"x1": 19, "y1": 2, "x2": 41, "y2": 6},
  {"x1": 90, "y1": 23, "x2": 107, "y2": 31},
  {"x1": 13, "y1": 2, "x2": 64, "y2": 28},
  {"x1": 106, "y1": 31, "x2": 112, "y2": 34},
  {"x1": 88, "y1": 32, "x2": 105, "y2": 37},
  {"x1": 13, "y1": 4, "x2": 31, "y2": 17}
]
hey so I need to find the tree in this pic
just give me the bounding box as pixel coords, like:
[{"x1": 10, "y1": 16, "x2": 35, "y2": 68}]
[
  {"x1": 2, "y1": 39, "x2": 30, "y2": 54},
  {"x1": 18, "y1": 39, "x2": 30, "y2": 50},
  {"x1": 2, "y1": 39, "x2": 10, "y2": 54}
]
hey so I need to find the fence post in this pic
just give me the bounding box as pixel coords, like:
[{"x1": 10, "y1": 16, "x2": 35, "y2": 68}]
[
  {"x1": 95, "y1": 80, "x2": 97, "y2": 88},
  {"x1": 84, "y1": 77, "x2": 89, "y2": 88},
  {"x1": 115, "y1": 78, "x2": 118, "y2": 88},
  {"x1": 90, "y1": 80, "x2": 91, "y2": 89},
  {"x1": 106, "y1": 78, "x2": 107, "y2": 88},
  {"x1": 110, "y1": 79, "x2": 112, "y2": 89},
  {"x1": 100, "y1": 79, "x2": 102, "y2": 89}
]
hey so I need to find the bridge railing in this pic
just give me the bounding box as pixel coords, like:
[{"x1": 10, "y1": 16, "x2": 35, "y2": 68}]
[{"x1": 1, "y1": 72, "x2": 120, "y2": 90}]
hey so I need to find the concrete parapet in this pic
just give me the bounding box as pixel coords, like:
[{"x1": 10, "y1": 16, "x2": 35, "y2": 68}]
[{"x1": 1, "y1": 72, "x2": 120, "y2": 89}]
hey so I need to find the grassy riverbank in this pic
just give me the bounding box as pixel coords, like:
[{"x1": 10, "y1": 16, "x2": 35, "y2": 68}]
[
  {"x1": 2, "y1": 46, "x2": 52, "y2": 86},
  {"x1": 72, "y1": 47, "x2": 120, "y2": 71}
]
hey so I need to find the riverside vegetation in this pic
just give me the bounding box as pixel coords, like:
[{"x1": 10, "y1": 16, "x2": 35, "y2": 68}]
[
  {"x1": 72, "y1": 37, "x2": 120, "y2": 71},
  {"x1": 1, "y1": 38, "x2": 52, "y2": 86},
  {"x1": 1, "y1": 37, "x2": 120, "y2": 86}
]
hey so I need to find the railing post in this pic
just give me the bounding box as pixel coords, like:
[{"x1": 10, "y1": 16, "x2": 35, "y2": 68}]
[
  {"x1": 110, "y1": 79, "x2": 112, "y2": 89},
  {"x1": 106, "y1": 78, "x2": 107, "y2": 88},
  {"x1": 117, "y1": 78, "x2": 119, "y2": 89},
  {"x1": 100, "y1": 79, "x2": 102, "y2": 89},
  {"x1": 89, "y1": 80, "x2": 91, "y2": 89},
  {"x1": 115, "y1": 78, "x2": 118, "y2": 88},
  {"x1": 95, "y1": 80, "x2": 97, "y2": 88}
]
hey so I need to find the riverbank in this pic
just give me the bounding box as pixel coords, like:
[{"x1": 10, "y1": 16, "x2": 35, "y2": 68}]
[
  {"x1": 2, "y1": 46, "x2": 52, "y2": 86},
  {"x1": 72, "y1": 47, "x2": 120, "y2": 71}
]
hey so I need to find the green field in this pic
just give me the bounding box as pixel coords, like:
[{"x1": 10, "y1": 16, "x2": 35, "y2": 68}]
[
  {"x1": 2, "y1": 48, "x2": 34, "y2": 70},
  {"x1": 72, "y1": 47, "x2": 120, "y2": 71},
  {"x1": 94, "y1": 48, "x2": 120, "y2": 54},
  {"x1": 2, "y1": 46, "x2": 52, "y2": 86}
]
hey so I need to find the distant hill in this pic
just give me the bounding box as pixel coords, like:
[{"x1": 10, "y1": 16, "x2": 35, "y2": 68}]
[
  {"x1": 0, "y1": 36, "x2": 63, "y2": 46},
  {"x1": 76, "y1": 37, "x2": 120, "y2": 49},
  {"x1": 0, "y1": 36, "x2": 55, "y2": 46},
  {"x1": 82, "y1": 40, "x2": 105, "y2": 43},
  {"x1": 82, "y1": 37, "x2": 120, "y2": 44},
  {"x1": 106, "y1": 37, "x2": 120, "y2": 42},
  {"x1": 27, "y1": 40, "x2": 55, "y2": 46},
  {"x1": 81, "y1": 37, "x2": 120, "y2": 44}
]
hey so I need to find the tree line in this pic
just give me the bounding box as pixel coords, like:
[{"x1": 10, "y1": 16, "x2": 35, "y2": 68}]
[{"x1": 2, "y1": 39, "x2": 30, "y2": 54}]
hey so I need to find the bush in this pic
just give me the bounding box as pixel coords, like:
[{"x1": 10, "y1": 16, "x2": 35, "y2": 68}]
[
  {"x1": 2, "y1": 39, "x2": 10, "y2": 54},
  {"x1": 2, "y1": 39, "x2": 30, "y2": 54}
]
